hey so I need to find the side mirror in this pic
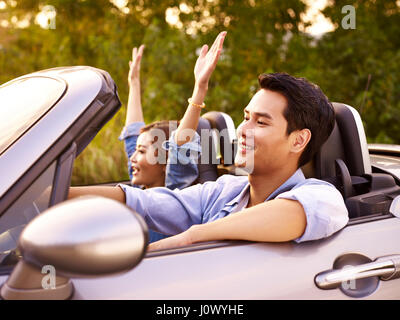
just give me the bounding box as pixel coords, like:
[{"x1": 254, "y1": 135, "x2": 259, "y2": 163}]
[
  {"x1": 1, "y1": 196, "x2": 148, "y2": 300},
  {"x1": 390, "y1": 195, "x2": 400, "y2": 218}
]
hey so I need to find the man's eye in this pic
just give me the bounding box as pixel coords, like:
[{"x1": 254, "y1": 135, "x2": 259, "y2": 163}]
[
  {"x1": 244, "y1": 116, "x2": 249, "y2": 121},
  {"x1": 257, "y1": 121, "x2": 267, "y2": 125}
]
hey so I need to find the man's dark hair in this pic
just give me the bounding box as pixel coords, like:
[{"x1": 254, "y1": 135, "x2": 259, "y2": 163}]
[{"x1": 258, "y1": 72, "x2": 335, "y2": 167}]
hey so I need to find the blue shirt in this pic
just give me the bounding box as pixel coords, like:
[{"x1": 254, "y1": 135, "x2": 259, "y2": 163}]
[
  {"x1": 118, "y1": 169, "x2": 349, "y2": 243},
  {"x1": 119, "y1": 122, "x2": 201, "y2": 190},
  {"x1": 119, "y1": 122, "x2": 203, "y2": 243}
]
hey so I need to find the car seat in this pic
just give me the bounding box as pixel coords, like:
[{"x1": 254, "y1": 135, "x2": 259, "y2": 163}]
[
  {"x1": 202, "y1": 106, "x2": 400, "y2": 219},
  {"x1": 202, "y1": 111, "x2": 237, "y2": 166},
  {"x1": 201, "y1": 111, "x2": 249, "y2": 176},
  {"x1": 303, "y1": 103, "x2": 400, "y2": 219},
  {"x1": 194, "y1": 117, "x2": 219, "y2": 183},
  {"x1": 301, "y1": 102, "x2": 372, "y2": 192}
]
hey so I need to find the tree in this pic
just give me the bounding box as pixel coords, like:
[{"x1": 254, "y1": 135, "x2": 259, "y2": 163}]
[
  {"x1": 2, "y1": 0, "x2": 397, "y2": 184},
  {"x1": 311, "y1": 0, "x2": 400, "y2": 143}
]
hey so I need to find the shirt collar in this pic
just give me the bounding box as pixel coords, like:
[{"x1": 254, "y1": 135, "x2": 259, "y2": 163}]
[
  {"x1": 267, "y1": 168, "x2": 305, "y2": 200},
  {"x1": 225, "y1": 168, "x2": 306, "y2": 208},
  {"x1": 225, "y1": 182, "x2": 251, "y2": 207}
]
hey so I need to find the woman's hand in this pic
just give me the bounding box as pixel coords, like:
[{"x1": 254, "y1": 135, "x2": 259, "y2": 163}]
[
  {"x1": 194, "y1": 31, "x2": 227, "y2": 89},
  {"x1": 128, "y1": 44, "x2": 145, "y2": 87}
]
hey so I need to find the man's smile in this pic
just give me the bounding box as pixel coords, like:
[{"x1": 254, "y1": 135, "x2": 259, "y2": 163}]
[{"x1": 238, "y1": 138, "x2": 255, "y2": 154}]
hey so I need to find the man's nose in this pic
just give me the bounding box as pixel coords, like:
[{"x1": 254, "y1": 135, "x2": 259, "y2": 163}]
[
  {"x1": 237, "y1": 120, "x2": 253, "y2": 138},
  {"x1": 130, "y1": 151, "x2": 137, "y2": 163}
]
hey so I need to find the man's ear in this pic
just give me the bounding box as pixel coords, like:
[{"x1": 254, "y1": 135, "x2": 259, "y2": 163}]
[{"x1": 290, "y1": 129, "x2": 311, "y2": 154}]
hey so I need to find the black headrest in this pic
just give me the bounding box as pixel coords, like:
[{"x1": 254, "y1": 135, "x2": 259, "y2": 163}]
[
  {"x1": 195, "y1": 117, "x2": 219, "y2": 183},
  {"x1": 302, "y1": 102, "x2": 372, "y2": 179},
  {"x1": 202, "y1": 111, "x2": 237, "y2": 166}
]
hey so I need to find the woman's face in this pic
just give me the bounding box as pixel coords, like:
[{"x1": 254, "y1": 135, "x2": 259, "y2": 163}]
[{"x1": 130, "y1": 131, "x2": 166, "y2": 188}]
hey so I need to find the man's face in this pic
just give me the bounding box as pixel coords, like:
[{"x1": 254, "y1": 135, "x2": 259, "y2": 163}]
[{"x1": 235, "y1": 89, "x2": 293, "y2": 175}]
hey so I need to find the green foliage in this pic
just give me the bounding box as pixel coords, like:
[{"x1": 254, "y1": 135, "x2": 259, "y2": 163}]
[
  {"x1": 1, "y1": 0, "x2": 399, "y2": 184},
  {"x1": 315, "y1": 0, "x2": 400, "y2": 142}
]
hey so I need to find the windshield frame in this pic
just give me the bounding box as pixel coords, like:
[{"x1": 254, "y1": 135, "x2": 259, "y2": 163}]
[{"x1": 0, "y1": 76, "x2": 67, "y2": 155}]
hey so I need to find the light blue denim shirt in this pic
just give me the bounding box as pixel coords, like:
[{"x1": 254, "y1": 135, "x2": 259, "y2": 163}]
[
  {"x1": 118, "y1": 122, "x2": 201, "y2": 190},
  {"x1": 118, "y1": 169, "x2": 349, "y2": 243}
]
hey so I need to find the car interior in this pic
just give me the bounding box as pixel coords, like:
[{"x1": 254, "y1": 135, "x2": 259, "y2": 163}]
[
  {"x1": 199, "y1": 103, "x2": 400, "y2": 223},
  {"x1": 1, "y1": 73, "x2": 399, "y2": 270}
]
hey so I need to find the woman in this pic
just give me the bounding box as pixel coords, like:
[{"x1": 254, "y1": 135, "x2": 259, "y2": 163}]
[{"x1": 118, "y1": 32, "x2": 227, "y2": 241}]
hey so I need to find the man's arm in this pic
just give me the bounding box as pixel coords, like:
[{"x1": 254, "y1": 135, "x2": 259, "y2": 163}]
[
  {"x1": 68, "y1": 186, "x2": 126, "y2": 203},
  {"x1": 191, "y1": 199, "x2": 307, "y2": 242},
  {"x1": 148, "y1": 180, "x2": 350, "y2": 251},
  {"x1": 148, "y1": 198, "x2": 306, "y2": 251}
]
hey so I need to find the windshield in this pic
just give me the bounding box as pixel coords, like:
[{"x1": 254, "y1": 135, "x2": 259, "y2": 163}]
[
  {"x1": 0, "y1": 161, "x2": 56, "y2": 272},
  {"x1": 0, "y1": 76, "x2": 66, "y2": 154}
]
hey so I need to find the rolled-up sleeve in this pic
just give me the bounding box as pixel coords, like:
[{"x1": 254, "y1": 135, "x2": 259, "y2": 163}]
[
  {"x1": 118, "y1": 122, "x2": 145, "y2": 181},
  {"x1": 118, "y1": 121, "x2": 145, "y2": 141},
  {"x1": 275, "y1": 180, "x2": 349, "y2": 243},
  {"x1": 162, "y1": 129, "x2": 202, "y2": 190}
]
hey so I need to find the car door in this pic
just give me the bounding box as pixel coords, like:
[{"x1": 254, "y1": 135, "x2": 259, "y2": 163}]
[{"x1": 68, "y1": 212, "x2": 399, "y2": 300}]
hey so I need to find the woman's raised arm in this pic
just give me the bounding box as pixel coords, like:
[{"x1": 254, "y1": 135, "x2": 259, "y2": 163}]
[
  {"x1": 175, "y1": 31, "x2": 227, "y2": 146},
  {"x1": 125, "y1": 44, "x2": 145, "y2": 126}
]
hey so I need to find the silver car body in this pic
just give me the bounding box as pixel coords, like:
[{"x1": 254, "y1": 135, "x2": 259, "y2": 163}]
[
  {"x1": 0, "y1": 67, "x2": 399, "y2": 299},
  {"x1": 71, "y1": 217, "x2": 400, "y2": 299},
  {"x1": 0, "y1": 68, "x2": 103, "y2": 198}
]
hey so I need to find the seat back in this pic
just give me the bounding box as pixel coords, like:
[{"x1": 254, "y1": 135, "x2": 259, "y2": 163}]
[
  {"x1": 307, "y1": 102, "x2": 372, "y2": 180},
  {"x1": 202, "y1": 111, "x2": 237, "y2": 166},
  {"x1": 195, "y1": 117, "x2": 219, "y2": 183},
  {"x1": 201, "y1": 111, "x2": 251, "y2": 176},
  {"x1": 304, "y1": 103, "x2": 400, "y2": 219},
  {"x1": 301, "y1": 103, "x2": 372, "y2": 199}
]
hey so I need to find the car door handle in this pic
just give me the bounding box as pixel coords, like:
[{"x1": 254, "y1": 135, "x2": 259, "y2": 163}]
[{"x1": 315, "y1": 254, "x2": 400, "y2": 289}]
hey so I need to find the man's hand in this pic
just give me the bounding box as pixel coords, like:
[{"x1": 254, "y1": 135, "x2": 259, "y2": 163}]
[
  {"x1": 194, "y1": 31, "x2": 226, "y2": 89},
  {"x1": 128, "y1": 44, "x2": 145, "y2": 87},
  {"x1": 147, "y1": 228, "x2": 194, "y2": 251}
]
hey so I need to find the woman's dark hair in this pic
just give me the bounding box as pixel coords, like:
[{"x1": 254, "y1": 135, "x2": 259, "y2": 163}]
[
  {"x1": 140, "y1": 120, "x2": 179, "y2": 164},
  {"x1": 140, "y1": 120, "x2": 175, "y2": 139},
  {"x1": 258, "y1": 72, "x2": 335, "y2": 167}
]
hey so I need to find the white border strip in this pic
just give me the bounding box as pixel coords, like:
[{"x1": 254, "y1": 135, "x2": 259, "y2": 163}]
[{"x1": 343, "y1": 104, "x2": 372, "y2": 174}]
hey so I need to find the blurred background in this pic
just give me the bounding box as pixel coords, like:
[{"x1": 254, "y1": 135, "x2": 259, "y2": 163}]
[{"x1": 1, "y1": 0, "x2": 399, "y2": 185}]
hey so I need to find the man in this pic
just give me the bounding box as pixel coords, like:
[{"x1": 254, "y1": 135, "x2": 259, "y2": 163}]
[{"x1": 69, "y1": 34, "x2": 348, "y2": 251}]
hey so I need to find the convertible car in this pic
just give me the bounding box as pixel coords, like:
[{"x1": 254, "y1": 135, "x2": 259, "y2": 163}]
[{"x1": 0, "y1": 67, "x2": 399, "y2": 300}]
